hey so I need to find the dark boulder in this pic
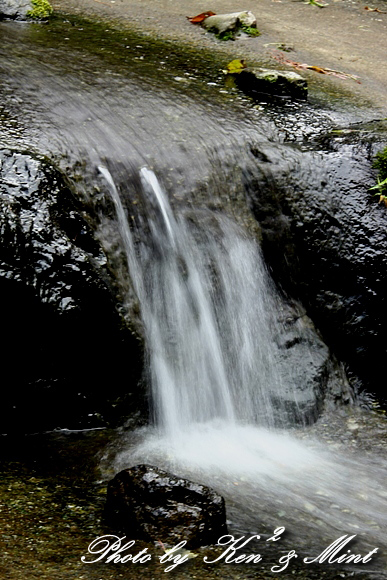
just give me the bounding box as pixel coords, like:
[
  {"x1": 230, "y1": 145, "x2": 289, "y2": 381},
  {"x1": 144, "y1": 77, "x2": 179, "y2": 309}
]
[
  {"x1": 0, "y1": 149, "x2": 144, "y2": 434},
  {"x1": 243, "y1": 130, "x2": 387, "y2": 400},
  {"x1": 234, "y1": 69, "x2": 308, "y2": 102},
  {"x1": 105, "y1": 464, "x2": 228, "y2": 548}
]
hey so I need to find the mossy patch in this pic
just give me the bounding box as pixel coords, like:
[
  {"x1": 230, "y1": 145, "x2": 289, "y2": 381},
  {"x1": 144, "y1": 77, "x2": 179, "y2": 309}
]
[
  {"x1": 370, "y1": 146, "x2": 387, "y2": 201},
  {"x1": 241, "y1": 25, "x2": 261, "y2": 37},
  {"x1": 215, "y1": 24, "x2": 260, "y2": 41},
  {"x1": 215, "y1": 28, "x2": 236, "y2": 41},
  {"x1": 27, "y1": 0, "x2": 53, "y2": 20},
  {"x1": 373, "y1": 146, "x2": 387, "y2": 181}
]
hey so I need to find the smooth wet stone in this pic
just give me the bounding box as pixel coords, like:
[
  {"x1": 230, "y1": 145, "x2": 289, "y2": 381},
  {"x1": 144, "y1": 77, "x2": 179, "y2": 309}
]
[
  {"x1": 272, "y1": 297, "x2": 354, "y2": 424},
  {"x1": 105, "y1": 464, "x2": 228, "y2": 548},
  {"x1": 234, "y1": 68, "x2": 308, "y2": 101}
]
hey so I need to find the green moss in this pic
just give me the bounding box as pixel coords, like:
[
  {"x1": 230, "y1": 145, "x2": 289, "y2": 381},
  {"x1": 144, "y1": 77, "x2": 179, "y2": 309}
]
[
  {"x1": 373, "y1": 146, "x2": 387, "y2": 181},
  {"x1": 241, "y1": 25, "x2": 261, "y2": 37},
  {"x1": 262, "y1": 73, "x2": 278, "y2": 83},
  {"x1": 370, "y1": 146, "x2": 387, "y2": 202},
  {"x1": 213, "y1": 28, "x2": 236, "y2": 41},
  {"x1": 214, "y1": 24, "x2": 260, "y2": 41},
  {"x1": 27, "y1": 0, "x2": 53, "y2": 20}
]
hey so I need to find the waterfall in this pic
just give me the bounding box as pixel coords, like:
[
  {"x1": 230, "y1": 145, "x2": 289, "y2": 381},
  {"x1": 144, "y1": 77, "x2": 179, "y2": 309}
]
[
  {"x1": 2, "y1": 17, "x2": 386, "y2": 575},
  {"x1": 101, "y1": 166, "x2": 387, "y2": 571},
  {"x1": 100, "y1": 165, "x2": 293, "y2": 436}
]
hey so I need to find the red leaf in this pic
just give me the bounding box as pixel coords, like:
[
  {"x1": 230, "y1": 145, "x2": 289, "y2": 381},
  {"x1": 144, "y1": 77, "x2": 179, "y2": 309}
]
[{"x1": 187, "y1": 11, "x2": 216, "y2": 24}]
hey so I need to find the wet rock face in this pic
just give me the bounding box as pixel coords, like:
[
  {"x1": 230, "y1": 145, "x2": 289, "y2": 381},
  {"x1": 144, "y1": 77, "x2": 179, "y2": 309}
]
[
  {"x1": 0, "y1": 0, "x2": 31, "y2": 19},
  {"x1": 244, "y1": 135, "x2": 387, "y2": 398},
  {"x1": 105, "y1": 464, "x2": 228, "y2": 548},
  {"x1": 0, "y1": 149, "x2": 144, "y2": 434},
  {"x1": 274, "y1": 302, "x2": 353, "y2": 423}
]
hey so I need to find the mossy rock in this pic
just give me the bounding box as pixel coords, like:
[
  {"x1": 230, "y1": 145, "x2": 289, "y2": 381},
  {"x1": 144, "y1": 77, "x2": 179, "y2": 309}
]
[{"x1": 202, "y1": 11, "x2": 259, "y2": 40}]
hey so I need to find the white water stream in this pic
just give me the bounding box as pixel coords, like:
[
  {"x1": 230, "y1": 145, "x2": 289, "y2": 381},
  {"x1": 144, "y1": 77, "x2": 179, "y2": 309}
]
[
  {"x1": 100, "y1": 165, "x2": 293, "y2": 433},
  {"x1": 100, "y1": 166, "x2": 387, "y2": 573}
]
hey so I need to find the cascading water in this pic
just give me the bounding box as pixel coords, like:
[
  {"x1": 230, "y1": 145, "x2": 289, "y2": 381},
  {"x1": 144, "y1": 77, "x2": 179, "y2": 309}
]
[
  {"x1": 1, "y1": 18, "x2": 386, "y2": 575},
  {"x1": 100, "y1": 166, "x2": 387, "y2": 574},
  {"x1": 100, "y1": 165, "x2": 296, "y2": 435}
]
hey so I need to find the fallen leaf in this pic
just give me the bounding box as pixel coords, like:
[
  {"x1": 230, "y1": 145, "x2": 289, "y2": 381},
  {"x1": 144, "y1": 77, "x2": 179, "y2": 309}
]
[
  {"x1": 364, "y1": 5, "x2": 387, "y2": 12},
  {"x1": 187, "y1": 11, "x2": 216, "y2": 24},
  {"x1": 225, "y1": 59, "x2": 247, "y2": 74},
  {"x1": 307, "y1": 65, "x2": 327, "y2": 73}
]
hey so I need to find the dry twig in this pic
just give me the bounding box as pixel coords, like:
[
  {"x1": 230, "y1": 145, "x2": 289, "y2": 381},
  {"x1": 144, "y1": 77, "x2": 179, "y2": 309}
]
[{"x1": 272, "y1": 52, "x2": 361, "y2": 83}]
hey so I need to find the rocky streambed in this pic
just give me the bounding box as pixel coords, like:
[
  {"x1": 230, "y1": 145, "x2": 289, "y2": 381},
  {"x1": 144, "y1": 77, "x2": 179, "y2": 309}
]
[{"x1": 1, "y1": 405, "x2": 386, "y2": 580}]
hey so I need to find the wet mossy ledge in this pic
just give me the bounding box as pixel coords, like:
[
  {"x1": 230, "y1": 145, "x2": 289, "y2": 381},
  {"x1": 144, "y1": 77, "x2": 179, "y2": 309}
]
[
  {"x1": 34, "y1": 13, "x2": 302, "y2": 103},
  {"x1": 34, "y1": 9, "x2": 381, "y2": 113},
  {"x1": 26, "y1": 12, "x2": 235, "y2": 90},
  {"x1": 2, "y1": 9, "x2": 371, "y2": 113}
]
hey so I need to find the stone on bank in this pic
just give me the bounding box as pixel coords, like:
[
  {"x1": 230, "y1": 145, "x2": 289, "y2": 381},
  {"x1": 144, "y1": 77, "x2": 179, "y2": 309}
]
[
  {"x1": 202, "y1": 11, "x2": 259, "y2": 39},
  {"x1": 0, "y1": 0, "x2": 52, "y2": 20},
  {"x1": 203, "y1": 11, "x2": 256, "y2": 33}
]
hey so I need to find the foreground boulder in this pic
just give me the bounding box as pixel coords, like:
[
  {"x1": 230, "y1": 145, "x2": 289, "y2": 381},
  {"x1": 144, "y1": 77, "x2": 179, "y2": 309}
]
[{"x1": 105, "y1": 465, "x2": 228, "y2": 548}]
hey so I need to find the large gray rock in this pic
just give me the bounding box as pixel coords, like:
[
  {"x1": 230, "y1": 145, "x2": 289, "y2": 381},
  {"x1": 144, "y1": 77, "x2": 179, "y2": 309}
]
[
  {"x1": 105, "y1": 464, "x2": 228, "y2": 548},
  {"x1": 0, "y1": 0, "x2": 31, "y2": 19},
  {"x1": 203, "y1": 11, "x2": 257, "y2": 35},
  {"x1": 274, "y1": 302, "x2": 353, "y2": 423}
]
